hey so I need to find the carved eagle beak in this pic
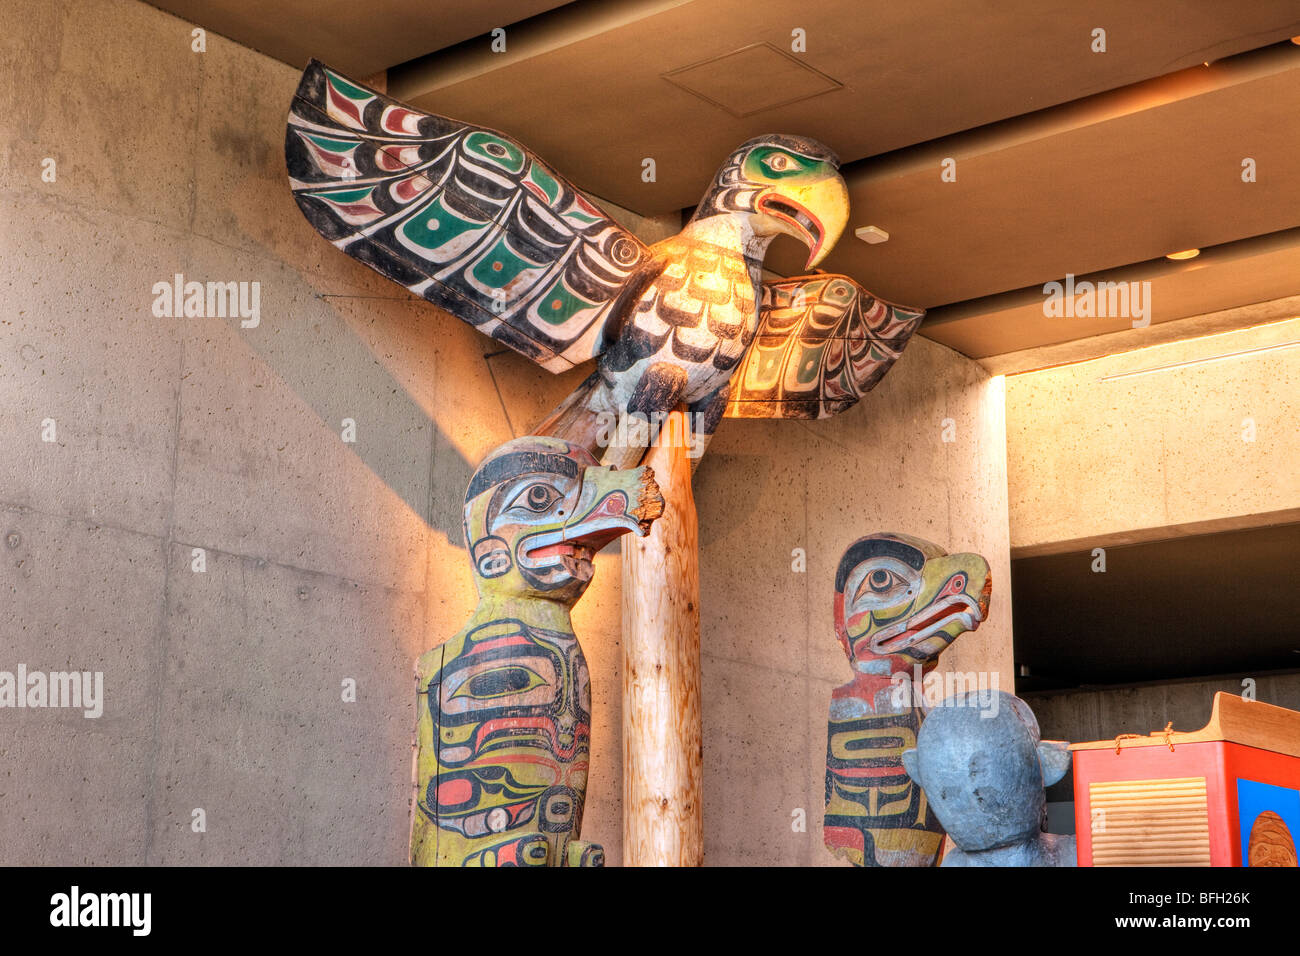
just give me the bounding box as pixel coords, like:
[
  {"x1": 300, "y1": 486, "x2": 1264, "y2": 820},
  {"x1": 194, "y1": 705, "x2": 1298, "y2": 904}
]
[
  {"x1": 757, "y1": 173, "x2": 850, "y2": 269},
  {"x1": 519, "y1": 465, "x2": 664, "y2": 581}
]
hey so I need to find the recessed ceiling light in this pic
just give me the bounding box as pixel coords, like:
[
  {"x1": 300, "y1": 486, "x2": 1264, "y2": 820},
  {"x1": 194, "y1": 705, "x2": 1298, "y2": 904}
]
[
  {"x1": 1292, "y1": 36, "x2": 1300, "y2": 45},
  {"x1": 855, "y1": 225, "x2": 889, "y2": 244},
  {"x1": 1166, "y1": 248, "x2": 1200, "y2": 260}
]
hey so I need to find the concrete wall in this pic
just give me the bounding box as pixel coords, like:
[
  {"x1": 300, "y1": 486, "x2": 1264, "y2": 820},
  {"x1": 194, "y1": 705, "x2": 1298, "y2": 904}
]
[
  {"x1": 0, "y1": 0, "x2": 1013, "y2": 865},
  {"x1": 1028, "y1": 672, "x2": 1300, "y2": 746},
  {"x1": 1005, "y1": 317, "x2": 1300, "y2": 557},
  {"x1": 1028, "y1": 673, "x2": 1300, "y2": 837}
]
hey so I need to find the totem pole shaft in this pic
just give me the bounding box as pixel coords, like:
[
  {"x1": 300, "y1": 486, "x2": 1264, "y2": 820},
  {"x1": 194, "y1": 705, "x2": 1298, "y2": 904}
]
[{"x1": 621, "y1": 410, "x2": 703, "y2": 866}]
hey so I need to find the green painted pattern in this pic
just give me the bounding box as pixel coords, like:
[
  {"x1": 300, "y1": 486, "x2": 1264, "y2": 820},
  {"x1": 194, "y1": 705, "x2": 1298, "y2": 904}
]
[
  {"x1": 525, "y1": 163, "x2": 561, "y2": 204},
  {"x1": 743, "y1": 146, "x2": 827, "y2": 184},
  {"x1": 465, "y1": 131, "x2": 526, "y2": 173},
  {"x1": 535, "y1": 277, "x2": 598, "y2": 326},
  {"x1": 471, "y1": 237, "x2": 540, "y2": 290},
  {"x1": 326, "y1": 71, "x2": 374, "y2": 103},
  {"x1": 400, "y1": 196, "x2": 488, "y2": 251},
  {"x1": 315, "y1": 186, "x2": 375, "y2": 204},
  {"x1": 305, "y1": 133, "x2": 362, "y2": 155},
  {"x1": 795, "y1": 342, "x2": 828, "y2": 384}
]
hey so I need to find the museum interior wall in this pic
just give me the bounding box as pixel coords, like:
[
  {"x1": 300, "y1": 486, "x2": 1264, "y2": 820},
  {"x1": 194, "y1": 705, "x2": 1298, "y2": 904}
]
[
  {"x1": 1005, "y1": 317, "x2": 1300, "y2": 558},
  {"x1": 0, "y1": 0, "x2": 1013, "y2": 865},
  {"x1": 1003, "y1": 320, "x2": 1300, "y2": 830}
]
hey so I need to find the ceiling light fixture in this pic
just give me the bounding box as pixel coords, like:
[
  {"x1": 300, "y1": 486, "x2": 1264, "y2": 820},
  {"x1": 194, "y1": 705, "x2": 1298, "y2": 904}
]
[
  {"x1": 854, "y1": 225, "x2": 889, "y2": 244},
  {"x1": 1165, "y1": 248, "x2": 1200, "y2": 260}
]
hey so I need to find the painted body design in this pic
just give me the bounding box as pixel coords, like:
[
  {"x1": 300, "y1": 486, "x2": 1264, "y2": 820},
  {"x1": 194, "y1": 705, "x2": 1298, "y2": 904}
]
[
  {"x1": 286, "y1": 63, "x2": 923, "y2": 467},
  {"x1": 411, "y1": 436, "x2": 663, "y2": 866},
  {"x1": 822, "y1": 533, "x2": 992, "y2": 867}
]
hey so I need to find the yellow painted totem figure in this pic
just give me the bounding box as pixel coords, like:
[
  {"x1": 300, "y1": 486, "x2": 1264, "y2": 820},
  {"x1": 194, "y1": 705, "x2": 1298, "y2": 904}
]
[
  {"x1": 411, "y1": 436, "x2": 663, "y2": 866},
  {"x1": 823, "y1": 533, "x2": 992, "y2": 866}
]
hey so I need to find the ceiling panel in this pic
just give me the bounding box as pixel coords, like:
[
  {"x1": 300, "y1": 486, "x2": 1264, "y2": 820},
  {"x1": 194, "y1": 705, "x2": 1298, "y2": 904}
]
[
  {"x1": 392, "y1": 0, "x2": 1300, "y2": 214},
  {"x1": 775, "y1": 46, "x2": 1300, "y2": 310},
  {"x1": 922, "y1": 230, "x2": 1300, "y2": 360},
  {"x1": 143, "y1": 0, "x2": 574, "y2": 76}
]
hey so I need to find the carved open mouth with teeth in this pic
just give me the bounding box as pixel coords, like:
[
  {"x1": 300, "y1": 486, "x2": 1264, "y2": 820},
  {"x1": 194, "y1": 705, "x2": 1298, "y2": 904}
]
[
  {"x1": 522, "y1": 534, "x2": 614, "y2": 582},
  {"x1": 866, "y1": 590, "x2": 989, "y2": 656},
  {"x1": 518, "y1": 502, "x2": 640, "y2": 583},
  {"x1": 756, "y1": 193, "x2": 825, "y2": 266}
]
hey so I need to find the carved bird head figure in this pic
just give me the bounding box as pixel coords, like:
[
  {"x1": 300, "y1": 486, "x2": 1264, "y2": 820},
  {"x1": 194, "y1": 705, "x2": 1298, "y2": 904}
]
[
  {"x1": 462, "y1": 435, "x2": 663, "y2": 607},
  {"x1": 833, "y1": 532, "x2": 992, "y2": 676},
  {"x1": 691, "y1": 134, "x2": 850, "y2": 269}
]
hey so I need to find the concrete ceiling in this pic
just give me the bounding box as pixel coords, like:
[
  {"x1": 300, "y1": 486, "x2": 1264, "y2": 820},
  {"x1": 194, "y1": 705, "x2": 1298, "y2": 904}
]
[
  {"x1": 151, "y1": 0, "x2": 1300, "y2": 362},
  {"x1": 792, "y1": 45, "x2": 1300, "y2": 345},
  {"x1": 142, "y1": 1, "x2": 573, "y2": 77}
]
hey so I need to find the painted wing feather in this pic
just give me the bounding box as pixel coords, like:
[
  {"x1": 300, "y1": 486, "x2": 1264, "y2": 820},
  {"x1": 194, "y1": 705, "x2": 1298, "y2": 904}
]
[
  {"x1": 724, "y1": 274, "x2": 924, "y2": 419},
  {"x1": 286, "y1": 60, "x2": 658, "y2": 371}
]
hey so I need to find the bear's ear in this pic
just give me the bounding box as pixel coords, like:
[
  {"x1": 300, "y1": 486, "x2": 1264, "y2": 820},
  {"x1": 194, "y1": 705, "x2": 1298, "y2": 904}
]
[
  {"x1": 901, "y1": 748, "x2": 921, "y2": 785},
  {"x1": 1037, "y1": 740, "x2": 1071, "y2": 787}
]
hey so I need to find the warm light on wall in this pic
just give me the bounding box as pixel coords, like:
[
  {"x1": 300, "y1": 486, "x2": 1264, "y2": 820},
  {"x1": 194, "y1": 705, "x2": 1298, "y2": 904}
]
[{"x1": 1098, "y1": 338, "x2": 1300, "y2": 381}]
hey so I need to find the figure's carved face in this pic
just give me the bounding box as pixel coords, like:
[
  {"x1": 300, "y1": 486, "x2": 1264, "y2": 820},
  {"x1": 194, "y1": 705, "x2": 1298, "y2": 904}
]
[
  {"x1": 833, "y1": 533, "x2": 992, "y2": 671},
  {"x1": 462, "y1": 435, "x2": 662, "y2": 604},
  {"x1": 903, "y1": 692, "x2": 1051, "y2": 852},
  {"x1": 426, "y1": 619, "x2": 593, "y2": 867},
  {"x1": 695, "y1": 135, "x2": 849, "y2": 268}
]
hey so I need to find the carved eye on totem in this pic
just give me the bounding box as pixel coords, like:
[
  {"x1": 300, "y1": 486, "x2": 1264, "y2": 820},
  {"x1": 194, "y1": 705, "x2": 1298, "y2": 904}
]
[
  {"x1": 848, "y1": 558, "x2": 917, "y2": 611},
  {"x1": 507, "y1": 481, "x2": 565, "y2": 515},
  {"x1": 868, "y1": 568, "x2": 902, "y2": 592},
  {"x1": 484, "y1": 142, "x2": 509, "y2": 158},
  {"x1": 764, "y1": 152, "x2": 793, "y2": 173},
  {"x1": 451, "y1": 665, "x2": 548, "y2": 701}
]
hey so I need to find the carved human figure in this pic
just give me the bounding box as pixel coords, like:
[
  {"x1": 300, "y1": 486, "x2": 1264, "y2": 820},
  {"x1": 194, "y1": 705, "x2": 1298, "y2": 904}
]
[
  {"x1": 901, "y1": 690, "x2": 1077, "y2": 867},
  {"x1": 823, "y1": 533, "x2": 992, "y2": 867},
  {"x1": 411, "y1": 436, "x2": 663, "y2": 866}
]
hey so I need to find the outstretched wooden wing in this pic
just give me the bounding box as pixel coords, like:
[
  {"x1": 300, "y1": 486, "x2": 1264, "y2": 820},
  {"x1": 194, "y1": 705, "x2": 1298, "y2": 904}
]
[
  {"x1": 724, "y1": 275, "x2": 924, "y2": 419},
  {"x1": 286, "y1": 60, "x2": 659, "y2": 372}
]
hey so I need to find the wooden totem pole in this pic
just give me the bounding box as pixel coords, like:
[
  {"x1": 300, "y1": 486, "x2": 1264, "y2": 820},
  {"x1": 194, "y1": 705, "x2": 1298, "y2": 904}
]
[
  {"x1": 286, "y1": 61, "x2": 925, "y2": 864},
  {"x1": 410, "y1": 435, "x2": 663, "y2": 866},
  {"x1": 823, "y1": 533, "x2": 992, "y2": 867}
]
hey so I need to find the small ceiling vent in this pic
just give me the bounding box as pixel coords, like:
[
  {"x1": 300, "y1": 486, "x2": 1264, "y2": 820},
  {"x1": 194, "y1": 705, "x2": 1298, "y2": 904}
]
[{"x1": 662, "y1": 42, "x2": 842, "y2": 118}]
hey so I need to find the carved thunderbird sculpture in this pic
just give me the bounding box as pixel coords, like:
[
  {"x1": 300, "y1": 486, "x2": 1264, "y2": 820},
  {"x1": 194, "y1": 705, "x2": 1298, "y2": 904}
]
[{"x1": 286, "y1": 61, "x2": 924, "y2": 466}]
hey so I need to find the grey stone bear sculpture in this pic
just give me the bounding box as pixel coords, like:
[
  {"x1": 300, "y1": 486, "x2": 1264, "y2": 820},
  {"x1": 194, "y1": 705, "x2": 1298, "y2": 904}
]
[{"x1": 901, "y1": 690, "x2": 1077, "y2": 866}]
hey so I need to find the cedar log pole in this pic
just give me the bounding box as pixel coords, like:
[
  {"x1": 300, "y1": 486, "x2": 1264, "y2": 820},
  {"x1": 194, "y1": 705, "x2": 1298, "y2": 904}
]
[{"x1": 621, "y1": 409, "x2": 703, "y2": 866}]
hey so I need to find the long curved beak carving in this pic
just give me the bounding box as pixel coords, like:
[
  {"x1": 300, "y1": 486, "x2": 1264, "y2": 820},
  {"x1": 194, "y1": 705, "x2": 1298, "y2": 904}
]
[{"x1": 758, "y1": 173, "x2": 850, "y2": 269}]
